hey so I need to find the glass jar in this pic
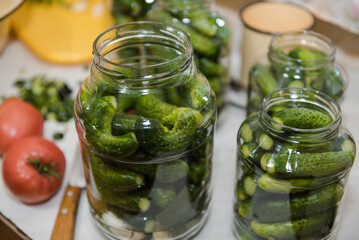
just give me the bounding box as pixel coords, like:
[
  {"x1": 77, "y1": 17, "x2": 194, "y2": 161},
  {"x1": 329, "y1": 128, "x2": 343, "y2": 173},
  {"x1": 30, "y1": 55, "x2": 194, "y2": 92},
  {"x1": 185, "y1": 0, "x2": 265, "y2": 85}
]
[
  {"x1": 74, "y1": 22, "x2": 216, "y2": 239},
  {"x1": 233, "y1": 88, "x2": 356, "y2": 240},
  {"x1": 147, "y1": 0, "x2": 230, "y2": 114},
  {"x1": 247, "y1": 31, "x2": 348, "y2": 116}
]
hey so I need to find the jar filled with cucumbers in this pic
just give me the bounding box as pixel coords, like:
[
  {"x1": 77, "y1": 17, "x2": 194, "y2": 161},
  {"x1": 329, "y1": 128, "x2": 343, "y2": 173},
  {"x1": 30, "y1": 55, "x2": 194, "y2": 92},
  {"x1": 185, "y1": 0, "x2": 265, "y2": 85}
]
[
  {"x1": 147, "y1": 0, "x2": 230, "y2": 115},
  {"x1": 247, "y1": 31, "x2": 348, "y2": 116},
  {"x1": 74, "y1": 22, "x2": 216, "y2": 239},
  {"x1": 233, "y1": 88, "x2": 356, "y2": 240}
]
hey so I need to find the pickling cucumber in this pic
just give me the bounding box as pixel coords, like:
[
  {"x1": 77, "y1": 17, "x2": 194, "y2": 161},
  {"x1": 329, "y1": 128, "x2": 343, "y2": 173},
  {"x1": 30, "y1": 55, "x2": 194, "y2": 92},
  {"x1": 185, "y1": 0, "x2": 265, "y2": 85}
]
[
  {"x1": 258, "y1": 133, "x2": 273, "y2": 150},
  {"x1": 251, "y1": 212, "x2": 330, "y2": 239},
  {"x1": 240, "y1": 122, "x2": 253, "y2": 143},
  {"x1": 257, "y1": 173, "x2": 327, "y2": 194},
  {"x1": 134, "y1": 108, "x2": 197, "y2": 152},
  {"x1": 261, "y1": 151, "x2": 355, "y2": 177},
  {"x1": 252, "y1": 184, "x2": 343, "y2": 223},
  {"x1": 135, "y1": 94, "x2": 203, "y2": 126},
  {"x1": 90, "y1": 155, "x2": 145, "y2": 192},
  {"x1": 84, "y1": 96, "x2": 139, "y2": 156},
  {"x1": 102, "y1": 189, "x2": 151, "y2": 213},
  {"x1": 250, "y1": 63, "x2": 278, "y2": 96},
  {"x1": 272, "y1": 107, "x2": 333, "y2": 129}
]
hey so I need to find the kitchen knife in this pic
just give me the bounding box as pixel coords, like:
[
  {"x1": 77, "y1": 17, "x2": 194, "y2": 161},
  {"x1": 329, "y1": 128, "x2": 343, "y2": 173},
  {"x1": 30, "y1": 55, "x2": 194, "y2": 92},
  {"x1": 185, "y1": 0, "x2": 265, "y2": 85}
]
[{"x1": 50, "y1": 147, "x2": 86, "y2": 240}]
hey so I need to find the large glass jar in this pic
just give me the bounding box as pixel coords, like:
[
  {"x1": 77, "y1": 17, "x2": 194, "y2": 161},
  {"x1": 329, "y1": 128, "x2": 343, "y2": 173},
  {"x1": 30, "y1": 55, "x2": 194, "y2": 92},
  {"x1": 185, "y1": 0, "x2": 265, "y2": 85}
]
[
  {"x1": 233, "y1": 88, "x2": 356, "y2": 240},
  {"x1": 247, "y1": 31, "x2": 348, "y2": 116},
  {"x1": 74, "y1": 22, "x2": 216, "y2": 239},
  {"x1": 147, "y1": 0, "x2": 230, "y2": 114}
]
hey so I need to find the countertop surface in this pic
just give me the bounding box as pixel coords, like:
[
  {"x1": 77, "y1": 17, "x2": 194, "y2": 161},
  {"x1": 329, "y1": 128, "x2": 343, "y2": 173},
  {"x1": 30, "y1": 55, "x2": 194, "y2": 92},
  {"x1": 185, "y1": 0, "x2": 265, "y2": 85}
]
[{"x1": 1, "y1": 6, "x2": 359, "y2": 240}]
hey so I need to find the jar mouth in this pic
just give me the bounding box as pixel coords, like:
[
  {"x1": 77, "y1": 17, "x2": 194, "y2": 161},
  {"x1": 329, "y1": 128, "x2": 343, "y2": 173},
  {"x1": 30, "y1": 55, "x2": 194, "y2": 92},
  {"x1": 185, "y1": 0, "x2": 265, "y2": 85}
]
[
  {"x1": 92, "y1": 21, "x2": 193, "y2": 81},
  {"x1": 260, "y1": 88, "x2": 342, "y2": 140},
  {"x1": 269, "y1": 30, "x2": 336, "y2": 69}
]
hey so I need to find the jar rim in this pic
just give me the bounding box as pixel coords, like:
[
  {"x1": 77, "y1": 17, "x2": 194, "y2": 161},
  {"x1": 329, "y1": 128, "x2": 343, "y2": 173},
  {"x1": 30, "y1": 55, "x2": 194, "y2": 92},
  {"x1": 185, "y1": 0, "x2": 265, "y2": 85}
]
[
  {"x1": 269, "y1": 30, "x2": 336, "y2": 69},
  {"x1": 92, "y1": 21, "x2": 193, "y2": 80},
  {"x1": 260, "y1": 88, "x2": 342, "y2": 140}
]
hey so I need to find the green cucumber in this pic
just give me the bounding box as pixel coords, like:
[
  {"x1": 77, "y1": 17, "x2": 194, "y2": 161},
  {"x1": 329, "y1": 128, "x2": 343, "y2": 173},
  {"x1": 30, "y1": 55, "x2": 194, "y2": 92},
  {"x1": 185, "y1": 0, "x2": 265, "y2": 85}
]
[
  {"x1": 134, "y1": 108, "x2": 197, "y2": 152},
  {"x1": 258, "y1": 133, "x2": 273, "y2": 150},
  {"x1": 272, "y1": 107, "x2": 333, "y2": 129},
  {"x1": 102, "y1": 189, "x2": 151, "y2": 213},
  {"x1": 240, "y1": 122, "x2": 253, "y2": 143},
  {"x1": 250, "y1": 63, "x2": 278, "y2": 96},
  {"x1": 188, "y1": 161, "x2": 206, "y2": 184},
  {"x1": 236, "y1": 181, "x2": 249, "y2": 201},
  {"x1": 135, "y1": 94, "x2": 202, "y2": 126},
  {"x1": 252, "y1": 184, "x2": 343, "y2": 223},
  {"x1": 148, "y1": 10, "x2": 219, "y2": 57},
  {"x1": 85, "y1": 121, "x2": 139, "y2": 157},
  {"x1": 84, "y1": 96, "x2": 139, "y2": 156},
  {"x1": 257, "y1": 173, "x2": 327, "y2": 194},
  {"x1": 198, "y1": 58, "x2": 224, "y2": 77},
  {"x1": 243, "y1": 175, "x2": 257, "y2": 196},
  {"x1": 288, "y1": 47, "x2": 326, "y2": 67},
  {"x1": 111, "y1": 114, "x2": 142, "y2": 135},
  {"x1": 238, "y1": 200, "x2": 253, "y2": 219},
  {"x1": 261, "y1": 151, "x2": 354, "y2": 177},
  {"x1": 90, "y1": 155, "x2": 145, "y2": 192},
  {"x1": 251, "y1": 212, "x2": 330, "y2": 239},
  {"x1": 185, "y1": 74, "x2": 211, "y2": 110}
]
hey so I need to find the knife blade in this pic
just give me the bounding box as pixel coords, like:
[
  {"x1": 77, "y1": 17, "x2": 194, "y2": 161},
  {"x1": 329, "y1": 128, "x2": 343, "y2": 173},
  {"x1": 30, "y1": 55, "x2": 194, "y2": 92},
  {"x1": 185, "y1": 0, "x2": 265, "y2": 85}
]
[{"x1": 50, "y1": 146, "x2": 85, "y2": 240}]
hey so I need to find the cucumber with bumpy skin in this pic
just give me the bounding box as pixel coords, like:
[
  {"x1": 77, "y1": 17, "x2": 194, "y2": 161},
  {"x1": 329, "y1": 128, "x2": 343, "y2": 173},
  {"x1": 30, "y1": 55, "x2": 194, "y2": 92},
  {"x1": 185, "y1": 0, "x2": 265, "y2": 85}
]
[
  {"x1": 90, "y1": 155, "x2": 145, "y2": 192},
  {"x1": 261, "y1": 151, "x2": 354, "y2": 177},
  {"x1": 134, "y1": 108, "x2": 197, "y2": 152},
  {"x1": 252, "y1": 184, "x2": 343, "y2": 223},
  {"x1": 251, "y1": 212, "x2": 331, "y2": 239},
  {"x1": 272, "y1": 107, "x2": 333, "y2": 129},
  {"x1": 84, "y1": 96, "x2": 139, "y2": 156}
]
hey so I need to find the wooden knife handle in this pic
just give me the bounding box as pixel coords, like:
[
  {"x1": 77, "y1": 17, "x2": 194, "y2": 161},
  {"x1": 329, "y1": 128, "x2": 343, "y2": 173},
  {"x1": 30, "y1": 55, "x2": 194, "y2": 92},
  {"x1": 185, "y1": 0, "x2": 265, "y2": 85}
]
[{"x1": 50, "y1": 186, "x2": 82, "y2": 240}]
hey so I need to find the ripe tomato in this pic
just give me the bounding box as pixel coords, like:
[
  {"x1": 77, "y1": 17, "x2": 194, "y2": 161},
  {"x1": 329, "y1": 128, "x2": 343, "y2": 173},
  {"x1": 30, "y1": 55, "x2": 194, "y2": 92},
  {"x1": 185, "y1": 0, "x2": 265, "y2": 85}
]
[
  {"x1": 0, "y1": 97, "x2": 44, "y2": 154},
  {"x1": 2, "y1": 136, "x2": 66, "y2": 204}
]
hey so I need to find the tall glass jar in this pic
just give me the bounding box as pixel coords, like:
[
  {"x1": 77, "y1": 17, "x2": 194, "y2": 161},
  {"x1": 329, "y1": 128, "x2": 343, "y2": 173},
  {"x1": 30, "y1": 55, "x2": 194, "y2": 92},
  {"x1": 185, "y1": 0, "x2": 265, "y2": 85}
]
[
  {"x1": 147, "y1": 0, "x2": 230, "y2": 115},
  {"x1": 74, "y1": 22, "x2": 216, "y2": 239},
  {"x1": 247, "y1": 31, "x2": 348, "y2": 116},
  {"x1": 233, "y1": 88, "x2": 356, "y2": 240}
]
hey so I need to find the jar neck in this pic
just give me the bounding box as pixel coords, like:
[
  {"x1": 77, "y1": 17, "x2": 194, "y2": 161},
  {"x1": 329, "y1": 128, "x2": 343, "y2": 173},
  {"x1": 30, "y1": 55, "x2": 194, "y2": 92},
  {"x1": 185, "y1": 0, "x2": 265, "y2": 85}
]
[
  {"x1": 92, "y1": 21, "x2": 194, "y2": 88},
  {"x1": 159, "y1": 0, "x2": 213, "y2": 11},
  {"x1": 259, "y1": 88, "x2": 342, "y2": 142},
  {"x1": 268, "y1": 31, "x2": 336, "y2": 70}
]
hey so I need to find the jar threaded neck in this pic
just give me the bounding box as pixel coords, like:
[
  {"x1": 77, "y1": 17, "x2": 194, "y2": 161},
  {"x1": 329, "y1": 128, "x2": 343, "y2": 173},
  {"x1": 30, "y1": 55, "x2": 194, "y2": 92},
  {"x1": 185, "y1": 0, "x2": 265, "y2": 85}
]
[
  {"x1": 268, "y1": 31, "x2": 336, "y2": 70},
  {"x1": 92, "y1": 21, "x2": 194, "y2": 85}
]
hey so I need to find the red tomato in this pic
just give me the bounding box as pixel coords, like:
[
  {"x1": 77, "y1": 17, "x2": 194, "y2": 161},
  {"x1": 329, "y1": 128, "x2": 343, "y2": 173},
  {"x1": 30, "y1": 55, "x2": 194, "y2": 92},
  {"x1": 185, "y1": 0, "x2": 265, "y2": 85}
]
[
  {"x1": 2, "y1": 136, "x2": 66, "y2": 204},
  {"x1": 0, "y1": 97, "x2": 44, "y2": 154}
]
